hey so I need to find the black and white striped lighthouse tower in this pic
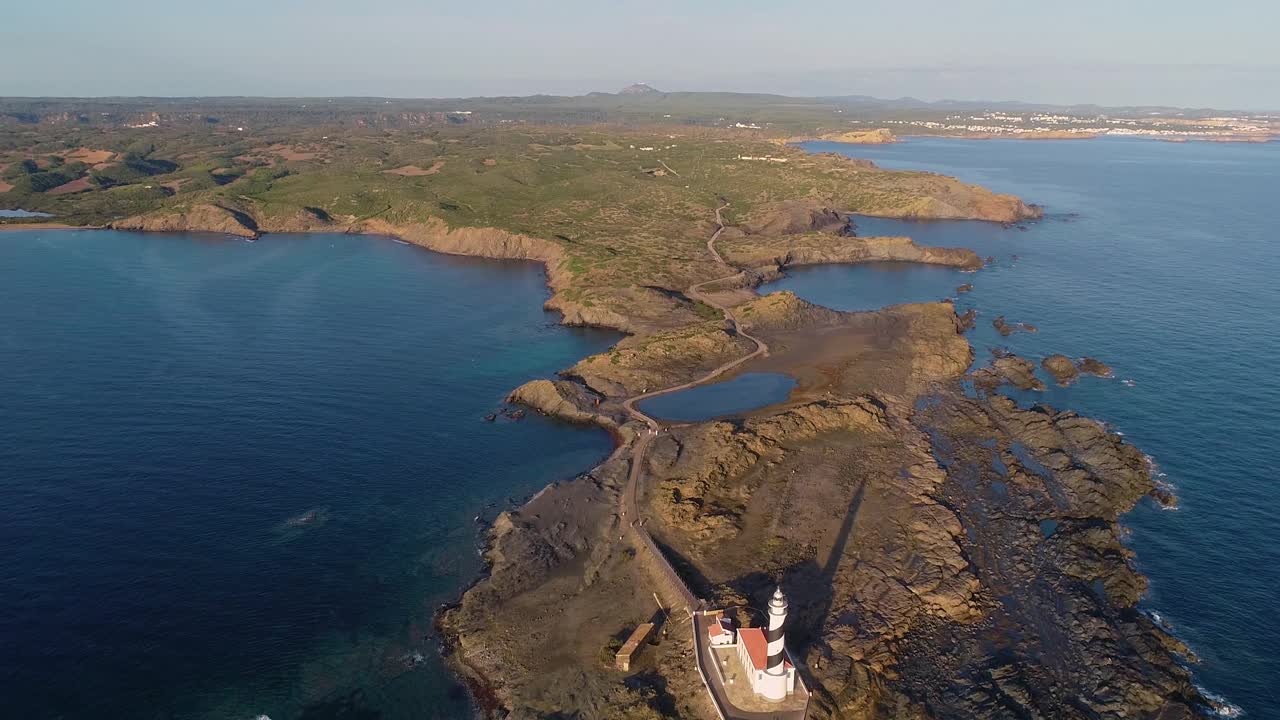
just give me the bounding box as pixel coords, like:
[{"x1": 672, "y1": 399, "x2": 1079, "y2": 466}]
[{"x1": 761, "y1": 585, "x2": 789, "y2": 701}]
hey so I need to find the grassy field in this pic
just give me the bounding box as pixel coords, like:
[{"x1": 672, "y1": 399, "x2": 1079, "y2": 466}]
[{"x1": 0, "y1": 109, "x2": 1035, "y2": 335}]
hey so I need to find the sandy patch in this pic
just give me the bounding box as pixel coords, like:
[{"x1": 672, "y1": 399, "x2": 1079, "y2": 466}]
[
  {"x1": 0, "y1": 180, "x2": 13, "y2": 193},
  {"x1": 482, "y1": 158, "x2": 497, "y2": 166},
  {"x1": 47, "y1": 177, "x2": 95, "y2": 195},
  {"x1": 383, "y1": 161, "x2": 445, "y2": 177},
  {"x1": 63, "y1": 148, "x2": 116, "y2": 164}
]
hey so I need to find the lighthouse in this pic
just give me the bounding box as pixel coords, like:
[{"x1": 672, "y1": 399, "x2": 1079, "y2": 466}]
[{"x1": 761, "y1": 586, "x2": 790, "y2": 701}]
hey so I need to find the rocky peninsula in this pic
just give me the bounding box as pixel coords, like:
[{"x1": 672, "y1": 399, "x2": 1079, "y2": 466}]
[{"x1": 0, "y1": 121, "x2": 1199, "y2": 719}]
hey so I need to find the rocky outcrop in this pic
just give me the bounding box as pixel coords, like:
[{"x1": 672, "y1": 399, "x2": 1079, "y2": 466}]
[
  {"x1": 1042, "y1": 355, "x2": 1114, "y2": 386},
  {"x1": 722, "y1": 234, "x2": 983, "y2": 272},
  {"x1": 355, "y1": 216, "x2": 564, "y2": 264},
  {"x1": 1041, "y1": 354, "x2": 1080, "y2": 386},
  {"x1": 567, "y1": 323, "x2": 755, "y2": 398},
  {"x1": 974, "y1": 352, "x2": 1045, "y2": 392},
  {"x1": 1079, "y1": 357, "x2": 1113, "y2": 377},
  {"x1": 649, "y1": 398, "x2": 893, "y2": 544},
  {"x1": 820, "y1": 128, "x2": 897, "y2": 145},
  {"x1": 508, "y1": 379, "x2": 619, "y2": 428},
  {"x1": 868, "y1": 393, "x2": 1205, "y2": 720},
  {"x1": 992, "y1": 315, "x2": 1038, "y2": 336},
  {"x1": 109, "y1": 203, "x2": 259, "y2": 237},
  {"x1": 740, "y1": 200, "x2": 850, "y2": 236}
]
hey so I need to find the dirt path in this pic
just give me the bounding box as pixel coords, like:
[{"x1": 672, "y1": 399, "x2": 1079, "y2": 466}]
[
  {"x1": 620, "y1": 203, "x2": 769, "y2": 428},
  {"x1": 616, "y1": 203, "x2": 805, "y2": 719}
]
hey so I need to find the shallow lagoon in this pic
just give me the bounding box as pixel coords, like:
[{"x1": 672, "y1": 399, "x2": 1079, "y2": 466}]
[{"x1": 637, "y1": 372, "x2": 797, "y2": 421}]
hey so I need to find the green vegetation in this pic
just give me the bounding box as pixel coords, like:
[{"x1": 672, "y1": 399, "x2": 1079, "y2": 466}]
[{"x1": 1, "y1": 100, "x2": 1032, "y2": 334}]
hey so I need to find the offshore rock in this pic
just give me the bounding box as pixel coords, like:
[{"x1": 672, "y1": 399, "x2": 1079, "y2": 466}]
[
  {"x1": 973, "y1": 354, "x2": 1045, "y2": 392},
  {"x1": 1041, "y1": 354, "x2": 1080, "y2": 386}
]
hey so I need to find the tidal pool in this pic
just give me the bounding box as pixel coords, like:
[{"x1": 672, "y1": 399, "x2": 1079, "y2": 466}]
[{"x1": 637, "y1": 372, "x2": 796, "y2": 421}]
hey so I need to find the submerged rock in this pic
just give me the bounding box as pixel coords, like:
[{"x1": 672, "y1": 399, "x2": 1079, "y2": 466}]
[{"x1": 993, "y1": 315, "x2": 1038, "y2": 336}]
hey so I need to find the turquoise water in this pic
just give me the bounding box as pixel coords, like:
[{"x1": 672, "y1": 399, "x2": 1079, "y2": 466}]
[
  {"x1": 0, "y1": 231, "x2": 619, "y2": 719},
  {"x1": 785, "y1": 138, "x2": 1280, "y2": 716},
  {"x1": 637, "y1": 372, "x2": 797, "y2": 421},
  {"x1": 0, "y1": 209, "x2": 54, "y2": 217}
]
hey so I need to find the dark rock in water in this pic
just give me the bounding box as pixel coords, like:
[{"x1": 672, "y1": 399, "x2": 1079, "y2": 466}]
[
  {"x1": 1042, "y1": 354, "x2": 1080, "y2": 386},
  {"x1": 281, "y1": 507, "x2": 329, "y2": 531},
  {"x1": 483, "y1": 413, "x2": 497, "y2": 422},
  {"x1": 993, "y1": 315, "x2": 1037, "y2": 336},
  {"x1": 1078, "y1": 356, "x2": 1114, "y2": 377},
  {"x1": 985, "y1": 255, "x2": 996, "y2": 265},
  {"x1": 955, "y1": 308, "x2": 978, "y2": 332},
  {"x1": 973, "y1": 353, "x2": 1045, "y2": 392},
  {"x1": 956, "y1": 283, "x2": 973, "y2": 294},
  {"x1": 288, "y1": 509, "x2": 319, "y2": 526},
  {"x1": 509, "y1": 409, "x2": 525, "y2": 420}
]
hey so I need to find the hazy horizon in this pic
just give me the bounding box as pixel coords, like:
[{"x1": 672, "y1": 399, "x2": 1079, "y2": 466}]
[{"x1": 5, "y1": 0, "x2": 1280, "y2": 110}]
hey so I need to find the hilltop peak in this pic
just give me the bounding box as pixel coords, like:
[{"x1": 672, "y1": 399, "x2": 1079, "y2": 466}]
[{"x1": 619, "y1": 83, "x2": 661, "y2": 95}]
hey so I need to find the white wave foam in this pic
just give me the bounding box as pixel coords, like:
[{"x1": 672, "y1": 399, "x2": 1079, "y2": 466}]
[{"x1": 1197, "y1": 686, "x2": 1243, "y2": 718}]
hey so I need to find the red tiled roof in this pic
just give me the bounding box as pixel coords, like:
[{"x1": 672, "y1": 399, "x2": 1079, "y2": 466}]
[
  {"x1": 739, "y1": 627, "x2": 767, "y2": 670},
  {"x1": 738, "y1": 627, "x2": 792, "y2": 671}
]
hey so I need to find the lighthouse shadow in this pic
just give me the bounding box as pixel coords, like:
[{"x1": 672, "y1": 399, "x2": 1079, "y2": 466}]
[{"x1": 727, "y1": 481, "x2": 867, "y2": 652}]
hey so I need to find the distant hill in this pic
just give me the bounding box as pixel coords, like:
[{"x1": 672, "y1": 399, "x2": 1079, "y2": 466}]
[
  {"x1": 0, "y1": 91, "x2": 1267, "y2": 136},
  {"x1": 619, "y1": 83, "x2": 661, "y2": 95}
]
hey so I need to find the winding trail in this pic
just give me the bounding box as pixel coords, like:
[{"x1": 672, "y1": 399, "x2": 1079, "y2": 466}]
[
  {"x1": 615, "y1": 203, "x2": 807, "y2": 720},
  {"x1": 619, "y1": 203, "x2": 768, "y2": 536},
  {"x1": 620, "y1": 204, "x2": 770, "y2": 432}
]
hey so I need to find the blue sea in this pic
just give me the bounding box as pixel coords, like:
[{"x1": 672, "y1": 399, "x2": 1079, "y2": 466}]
[
  {"x1": 3, "y1": 137, "x2": 1276, "y2": 719},
  {"x1": 776, "y1": 138, "x2": 1280, "y2": 717},
  {"x1": 0, "y1": 232, "x2": 618, "y2": 719}
]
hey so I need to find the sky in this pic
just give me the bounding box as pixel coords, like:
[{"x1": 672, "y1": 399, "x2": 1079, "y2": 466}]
[{"x1": 5, "y1": 0, "x2": 1279, "y2": 109}]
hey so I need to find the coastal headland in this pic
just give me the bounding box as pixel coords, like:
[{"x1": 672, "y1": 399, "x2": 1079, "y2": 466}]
[{"x1": 1, "y1": 112, "x2": 1206, "y2": 719}]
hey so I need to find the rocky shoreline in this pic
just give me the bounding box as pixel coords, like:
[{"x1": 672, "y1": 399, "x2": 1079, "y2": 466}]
[
  {"x1": 5, "y1": 171, "x2": 1206, "y2": 720},
  {"x1": 429, "y1": 229, "x2": 1204, "y2": 716},
  {"x1": 440, "y1": 283, "x2": 1209, "y2": 719}
]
